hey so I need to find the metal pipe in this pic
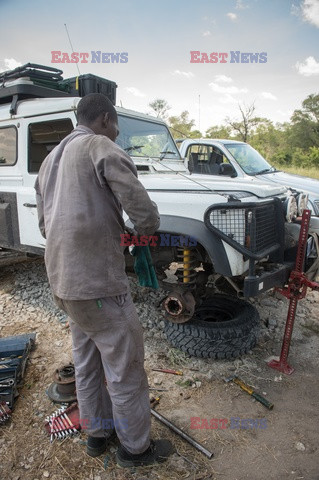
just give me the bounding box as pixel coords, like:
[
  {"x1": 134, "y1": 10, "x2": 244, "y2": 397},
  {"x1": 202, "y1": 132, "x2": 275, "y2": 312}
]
[{"x1": 150, "y1": 408, "x2": 213, "y2": 459}]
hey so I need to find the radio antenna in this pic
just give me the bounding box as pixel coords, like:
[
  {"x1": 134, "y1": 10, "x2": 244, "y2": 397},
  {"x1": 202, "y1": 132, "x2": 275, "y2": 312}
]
[{"x1": 64, "y1": 23, "x2": 81, "y2": 76}]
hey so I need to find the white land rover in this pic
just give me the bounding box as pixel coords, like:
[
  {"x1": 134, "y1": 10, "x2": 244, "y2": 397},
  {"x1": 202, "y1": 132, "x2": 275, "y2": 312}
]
[{"x1": 1, "y1": 64, "x2": 318, "y2": 359}]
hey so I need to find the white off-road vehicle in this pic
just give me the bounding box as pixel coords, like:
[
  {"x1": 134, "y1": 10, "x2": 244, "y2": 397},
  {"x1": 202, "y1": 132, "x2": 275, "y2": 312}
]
[
  {"x1": 177, "y1": 138, "x2": 319, "y2": 216},
  {"x1": 1, "y1": 64, "x2": 318, "y2": 359}
]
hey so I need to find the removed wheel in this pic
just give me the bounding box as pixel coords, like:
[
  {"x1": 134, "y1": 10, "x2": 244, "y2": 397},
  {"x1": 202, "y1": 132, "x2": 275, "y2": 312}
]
[{"x1": 164, "y1": 294, "x2": 260, "y2": 359}]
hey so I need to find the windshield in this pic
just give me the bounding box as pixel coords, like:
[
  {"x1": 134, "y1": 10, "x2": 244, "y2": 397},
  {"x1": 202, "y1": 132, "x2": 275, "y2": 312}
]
[
  {"x1": 224, "y1": 143, "x2": 274, "y2": 175},
  {"x1": 116, "y1": 115, "x2": 180, "y2": 159}
]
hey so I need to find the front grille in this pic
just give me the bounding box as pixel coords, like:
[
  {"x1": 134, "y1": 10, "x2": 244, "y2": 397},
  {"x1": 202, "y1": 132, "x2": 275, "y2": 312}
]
[
  {"x1": 314, "y1": 200, "x2": 319, "y2": 214},
  {"x1": 251, "y1": 203, "x2": 277, "y2": 253},
  {"x1": 208, "y1": 208, "x2": 246, "y2": 246},
  {"x1": 204, "y1": 199, "x2": 284, "y2": 260}
]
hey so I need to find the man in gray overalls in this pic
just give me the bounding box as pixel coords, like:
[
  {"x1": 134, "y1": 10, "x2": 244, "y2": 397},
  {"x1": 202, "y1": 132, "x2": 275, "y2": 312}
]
[{"x1": 35, "y1": 93, "x2": 173, "y2": 467}]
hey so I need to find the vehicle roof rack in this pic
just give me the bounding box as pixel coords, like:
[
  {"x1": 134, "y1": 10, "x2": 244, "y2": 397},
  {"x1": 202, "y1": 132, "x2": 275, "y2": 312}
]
[{"x1": 0, "y1": 63, "x2": 117, "y2": 114}]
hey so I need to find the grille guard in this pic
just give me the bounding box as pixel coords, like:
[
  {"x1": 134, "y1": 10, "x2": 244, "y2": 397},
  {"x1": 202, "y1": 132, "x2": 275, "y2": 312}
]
[{"x1": 204, "y1": 198, "x2": 285, "y2": 262}]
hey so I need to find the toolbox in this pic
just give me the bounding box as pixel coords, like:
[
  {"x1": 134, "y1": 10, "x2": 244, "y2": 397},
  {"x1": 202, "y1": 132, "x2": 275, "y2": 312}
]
[
  {"x1": 59, "y1": 74, "x2": 117, "y2": 104},
  {"x1": 0, "y1": 333, "x2": 36, "y2": 411}
]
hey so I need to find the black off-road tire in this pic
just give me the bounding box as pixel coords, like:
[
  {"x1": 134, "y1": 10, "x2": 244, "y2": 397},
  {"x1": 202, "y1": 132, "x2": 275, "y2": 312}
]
[{"x1": 164, "y1": 294, "x2": 260, "y2": 359}]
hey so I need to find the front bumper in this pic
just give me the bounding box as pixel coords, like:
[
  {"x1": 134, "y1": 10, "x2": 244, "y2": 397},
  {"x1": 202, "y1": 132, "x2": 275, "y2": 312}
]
[{"x1": 243, "y1": 263, "x2": 292, "y2": 297}]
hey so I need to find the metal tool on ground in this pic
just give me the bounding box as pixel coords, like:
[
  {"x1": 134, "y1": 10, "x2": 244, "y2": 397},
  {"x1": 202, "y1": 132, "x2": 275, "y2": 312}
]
[
  {"x1": 152, "y1": 368, "x2": 183, "y2": 376},
  {"x1": 149, "y1": 394, "x2": 213, "y2": 458},
  {"x1": 149, "y1": 387, "x2": 169, "y2": 392},
  {"x1": 150, "y1": 396, "x2": 160, "y2": 408},
  {"x1": 224, "y1": 376, "x2": 274, "y2": 410},
  {"x1": 45, "y1": 402, "x2": 81, "y2": 441},
  {"x1": 150, "y1": 408, "x2": 213, "y2": 459},
  {"x1": 0, "y1": 402, "x2": 11, "y2": 423},
  {"x1": 268, "y1": 209, "x2": 319, "y2": 375}
]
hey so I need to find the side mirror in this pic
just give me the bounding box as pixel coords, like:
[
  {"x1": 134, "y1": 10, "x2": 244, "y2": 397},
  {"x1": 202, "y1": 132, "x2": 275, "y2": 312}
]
[{"x1": 219, "y1": 163, "x2": 237, "y2": 177}]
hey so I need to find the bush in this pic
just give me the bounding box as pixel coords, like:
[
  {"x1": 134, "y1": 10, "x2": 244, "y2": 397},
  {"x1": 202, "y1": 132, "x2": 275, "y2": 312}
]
[
  {"x1": 270, "y1": 150, "x2": 292, "y2": 167},
  {"x1": 291, "y1": 146, "x2": 319, "y2": 168}
]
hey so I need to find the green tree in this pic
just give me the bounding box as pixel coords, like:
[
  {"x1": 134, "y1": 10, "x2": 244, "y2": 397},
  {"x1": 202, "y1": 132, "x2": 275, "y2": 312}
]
[
  {"x1": 149, "y1": 99, "x2": 171, "y2": 119},
  {"x1": 249, "y1": 121, "x2": 290, "y2": 162},
  {"x1": 289, "y1": 93, "x2": 319, "y2": 149},
  {"x1": 205, "y1": 124, "x2": 233, "y2": 139},
  {"x1": 225, "y1": 103, "x2": 267, "y2": 142},
  {"x1": 168, "y1": 111, "x2": 201, "y2": 139}
]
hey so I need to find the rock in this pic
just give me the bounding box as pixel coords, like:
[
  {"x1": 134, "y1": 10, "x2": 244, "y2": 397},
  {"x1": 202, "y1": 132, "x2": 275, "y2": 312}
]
[
  {"x1": 43, "y1": 472, "x2": 50, "y2": 478},
  {"x1": 274, "y1": 375, "x2": 282, "y2": 382},
  {"x1": 268, "y1": 317, "x2": 277, "y2": 327},
  {"x1": 154, "y1": 377, "x2": 162, "y2": 385},
  {"x1": 260, "y1": 298, "x2": 277, "y2": 308},
  {"x1": 295, "y1": 441, "x2": 306, "y2": 451}
]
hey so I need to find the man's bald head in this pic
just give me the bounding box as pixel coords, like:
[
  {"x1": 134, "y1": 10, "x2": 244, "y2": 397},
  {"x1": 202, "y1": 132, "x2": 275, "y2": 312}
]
[{"x1": 77, "y1": 93, "x2": 119, "y2": 141}]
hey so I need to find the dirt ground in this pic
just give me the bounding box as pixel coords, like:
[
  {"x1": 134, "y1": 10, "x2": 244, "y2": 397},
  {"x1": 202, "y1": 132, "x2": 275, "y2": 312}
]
[{"x1": 0, "y1": 259, "x2": 319, "y2": 480}]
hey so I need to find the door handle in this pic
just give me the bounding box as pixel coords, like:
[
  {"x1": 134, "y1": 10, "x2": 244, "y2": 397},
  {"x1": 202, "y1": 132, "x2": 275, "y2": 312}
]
[{"x1": 23, "y1": 203, "x2": 37, "y2": 208}]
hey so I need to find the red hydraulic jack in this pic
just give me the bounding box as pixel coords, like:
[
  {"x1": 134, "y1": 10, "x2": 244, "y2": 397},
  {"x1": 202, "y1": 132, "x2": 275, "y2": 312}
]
[{"x1": 268, "y1": 209, "x2": 319, "y2": 375}]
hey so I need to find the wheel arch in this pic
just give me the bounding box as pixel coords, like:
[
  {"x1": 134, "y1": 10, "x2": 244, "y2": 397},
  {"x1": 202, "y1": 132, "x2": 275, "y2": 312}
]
[{"x1": 155, "y1": 215, "x2": 232, "y2": 276}]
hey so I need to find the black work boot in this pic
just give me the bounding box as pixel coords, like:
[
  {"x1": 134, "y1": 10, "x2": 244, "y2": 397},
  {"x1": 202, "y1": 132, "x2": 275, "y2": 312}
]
[
  {"x1": 116, "y1": 439, "x2": 174, "y2": 467},
  {"x1": 86, "y1": 429, "x2": 116, "y2": 457}
]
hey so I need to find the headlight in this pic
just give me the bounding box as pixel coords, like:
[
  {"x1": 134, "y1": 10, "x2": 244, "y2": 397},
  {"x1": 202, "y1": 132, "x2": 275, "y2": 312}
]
[
  {"x1": 285, "y1": 195, "x2": 297, "y2": 223},
  {"x1": 297, "y1": 193, "x2": 309, "y2": 216}
]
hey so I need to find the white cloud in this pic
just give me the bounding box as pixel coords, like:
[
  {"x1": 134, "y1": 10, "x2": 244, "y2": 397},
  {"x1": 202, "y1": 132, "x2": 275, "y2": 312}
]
[
  {"x1": 209, "y1": 82, "x2": 248, "y2": 94},
  {"x1": 0, "y1": 58, "x2": 22, "y2": 73},
  {"x1": 261, "y1": 91, "x2": 277, "y2": 100},
  {"x1": 227, "y1": 12, "x2": 237, "y2": 21},
  {"x1": 291, "y1": 3, "x2": 300, "y2": 17},
  {"x1": 301, "y1": 0, "x2": 319, "y2": 28},
  {"x1": 296, "y1": 56, "x2": 319, "y2": 76},
  {"x1": 172, "y1": 70, "x2": 194, "y2": 78},
  {"x1": 125, "y1": 87, "x2": 146, "y2": 97},
  {"x1": 214, "y1": 74, "x2": 233, "y2": 84},
  {"x1": 202, "y1": 30, "x2": 211, "y2": 37},
  {"x1": 236, "y1": 0, "x2": 249, "y2": 9},
  {"x1": 219, "y1": 94, "x2": 238, "y2": 104}
]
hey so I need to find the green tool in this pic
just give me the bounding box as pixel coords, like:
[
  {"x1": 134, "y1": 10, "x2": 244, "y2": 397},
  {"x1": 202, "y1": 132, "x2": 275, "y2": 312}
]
[{"x1": 224, "y1": 375, "x2": 274, "y2": 410}]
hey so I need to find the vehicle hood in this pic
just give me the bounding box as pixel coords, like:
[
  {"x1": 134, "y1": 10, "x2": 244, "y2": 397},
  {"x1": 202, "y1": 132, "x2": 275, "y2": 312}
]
[
  {"x1": 258, "y1": 171, "x2": 319, "y2": 197},
  {"x1": 139, "y1": 173, "x2": 287, "y2": 198}
]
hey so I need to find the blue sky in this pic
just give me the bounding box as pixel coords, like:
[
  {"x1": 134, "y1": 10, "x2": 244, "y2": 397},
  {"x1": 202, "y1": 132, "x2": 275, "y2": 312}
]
[{"x1": 1, "y1": 0, "x2": 319, "y2": 132}]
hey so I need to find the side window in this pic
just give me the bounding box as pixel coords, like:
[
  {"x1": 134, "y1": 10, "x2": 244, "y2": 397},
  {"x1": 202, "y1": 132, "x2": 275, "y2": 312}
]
[
  {"x1": 0, "y1": 126, "x2": 17, "y2": 166},
  {"x1": 28, "y1": 119, "x2": 73, "y2": 173},
  {"x1": 186, "y1": 144, "x2": 227, "y2": 175}
]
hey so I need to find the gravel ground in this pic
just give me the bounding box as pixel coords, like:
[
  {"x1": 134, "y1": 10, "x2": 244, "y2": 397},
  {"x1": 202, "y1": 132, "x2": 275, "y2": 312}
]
[{"x1": 0, "y1": 259, "x2": 319, "y2": 480}]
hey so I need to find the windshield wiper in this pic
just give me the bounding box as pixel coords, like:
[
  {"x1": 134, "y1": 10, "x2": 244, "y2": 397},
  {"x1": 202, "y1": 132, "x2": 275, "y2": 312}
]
[
  {"x1": 159, "y1": 150, "x2": 178, "y2": 160},
  {"x1": 255, "y1": 167, "x2": 276, "y2": 175},
  {"x1": 124, "y1": 145, "x2": 145, "y2": 153}
]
